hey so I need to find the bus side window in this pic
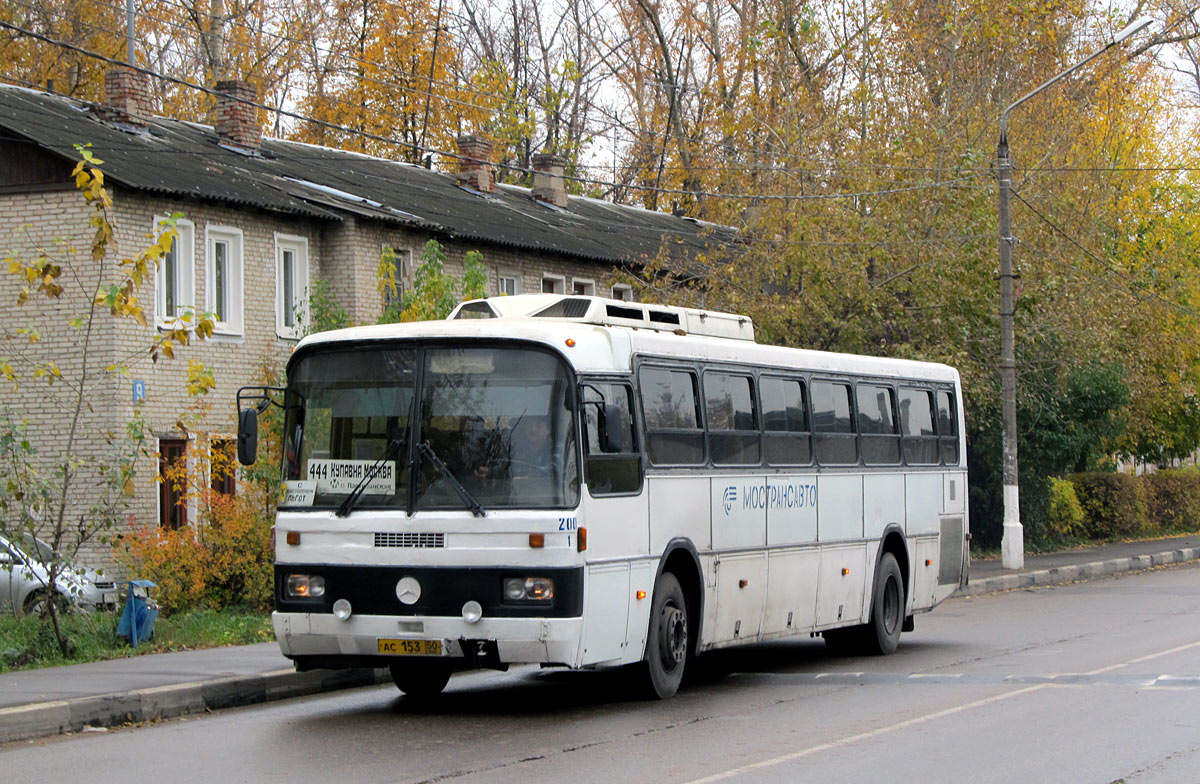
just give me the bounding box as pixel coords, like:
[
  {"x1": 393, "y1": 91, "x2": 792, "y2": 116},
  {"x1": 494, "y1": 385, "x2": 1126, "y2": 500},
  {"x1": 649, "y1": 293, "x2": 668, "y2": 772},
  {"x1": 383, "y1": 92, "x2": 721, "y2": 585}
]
[
  {"x1": 937, "y1": 390, "x2": 959, "y2": 465},
  {"x1": 899, "y1": 387, "x2": 938, "y2": 465},
  {"x1": 761, "y1": 376, "x2": 811, "y2": 465},
  {"x1": 857, "y1": 383, "x2": 900, "y2": 465},
  {"x1": 704, "y1": 371, "x2": 761, "y2": 465},
  {"x1": 639, "y1": 367, "x2": 705, "y2": 465},
  {"x1": 812, "y1": 380, "x2": 858, "y2": 465},
  {"x1": 582, "y1": 383, "x2": 641, "y2": 495}
]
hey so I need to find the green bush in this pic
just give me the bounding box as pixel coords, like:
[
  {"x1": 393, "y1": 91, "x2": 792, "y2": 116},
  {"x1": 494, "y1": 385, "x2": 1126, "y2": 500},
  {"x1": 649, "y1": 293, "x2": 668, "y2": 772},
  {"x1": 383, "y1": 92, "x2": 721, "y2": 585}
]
[
  {"x1": 1069, "y1": 472, "x2": 1149, "y2": 539},
  {"x1": 1144, "y1": 468, "x2": 1200, "y2": 533},
  {"x1": 1045, "y1": 477, "x2": 1085, "y2": 540}
]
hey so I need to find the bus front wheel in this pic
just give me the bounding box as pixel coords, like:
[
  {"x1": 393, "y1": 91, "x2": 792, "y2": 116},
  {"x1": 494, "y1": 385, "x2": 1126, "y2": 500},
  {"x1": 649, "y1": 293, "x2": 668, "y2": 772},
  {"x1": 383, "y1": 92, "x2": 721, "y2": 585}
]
[
  {"x1": 639, "y1": 571, "x2": 688, "y2": 699},
  {"x1": 389, "y1": 660, "x2": 451, "y2": 699}
]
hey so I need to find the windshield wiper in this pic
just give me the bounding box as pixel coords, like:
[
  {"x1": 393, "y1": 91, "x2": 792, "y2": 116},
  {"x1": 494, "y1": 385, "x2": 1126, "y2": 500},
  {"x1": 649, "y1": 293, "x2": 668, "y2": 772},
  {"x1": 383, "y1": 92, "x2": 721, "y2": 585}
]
[
  {"x1": 418, "y1": 441, "x2": 486, "y2": 517},
  {"x1": 335, "y1": 438, "x2": 407, "y2": 518}
]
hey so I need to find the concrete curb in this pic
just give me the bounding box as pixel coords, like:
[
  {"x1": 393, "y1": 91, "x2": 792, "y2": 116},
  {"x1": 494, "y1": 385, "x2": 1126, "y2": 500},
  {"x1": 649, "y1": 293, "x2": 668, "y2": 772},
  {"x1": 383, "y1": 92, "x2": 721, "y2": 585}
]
[
  {"x1": 0, "y1": 667, "x2": 389, "y2": 745},
  {"x1": 955, "y1": 546, "x2": 1200, "y2": 598}
]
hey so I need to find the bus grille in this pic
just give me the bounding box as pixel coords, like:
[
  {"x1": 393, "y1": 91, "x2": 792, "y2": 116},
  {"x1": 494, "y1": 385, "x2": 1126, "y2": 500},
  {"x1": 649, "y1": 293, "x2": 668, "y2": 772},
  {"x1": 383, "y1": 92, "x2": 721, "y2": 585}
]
[{"x1": 374, "y1": 532, "x2": 445, "y2": 549}]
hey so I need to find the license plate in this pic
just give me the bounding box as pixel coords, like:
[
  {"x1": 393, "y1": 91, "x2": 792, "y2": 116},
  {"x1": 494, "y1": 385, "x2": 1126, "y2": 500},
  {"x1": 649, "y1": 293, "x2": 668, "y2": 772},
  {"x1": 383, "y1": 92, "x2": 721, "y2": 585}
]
[{"x1": 377, "y1": 638, "x2": 443, "y2": 656}]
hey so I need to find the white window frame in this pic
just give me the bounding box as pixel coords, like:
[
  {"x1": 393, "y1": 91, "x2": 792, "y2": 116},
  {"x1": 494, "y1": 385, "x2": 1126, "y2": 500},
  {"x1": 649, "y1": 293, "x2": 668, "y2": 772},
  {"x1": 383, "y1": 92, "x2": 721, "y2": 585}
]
[
  {"x1": 275, "y1": 233, "x2": 310, "y2": 339},
  {"x1": 498, "y1": 271, "x2": 523, "y2": 296},
  {"x1": 541, "y1": 274, "x2": 565, "y2": 294},
  {"x1": 612, "y1": 284, "x2": 633, "y2": 302},
  {"x1": 381, "y1": 244, "x2": 412, "y2": 307},
  {"x1": 571, "y1": 278, "x2": 596, "y2": 297},
  {"x1": 205, "y1": 225, "x2": 244, "y2": 336},
  {"x1": 153, "y1": 216, "x2": 195, "y2": 329}
]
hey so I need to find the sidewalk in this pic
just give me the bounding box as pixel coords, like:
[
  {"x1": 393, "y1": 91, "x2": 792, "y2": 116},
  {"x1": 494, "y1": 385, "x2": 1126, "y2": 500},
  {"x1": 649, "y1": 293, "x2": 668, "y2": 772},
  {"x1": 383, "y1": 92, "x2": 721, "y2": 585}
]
[{"x1": 2, "y1": 534, "x2": 1198, "y2": 745}]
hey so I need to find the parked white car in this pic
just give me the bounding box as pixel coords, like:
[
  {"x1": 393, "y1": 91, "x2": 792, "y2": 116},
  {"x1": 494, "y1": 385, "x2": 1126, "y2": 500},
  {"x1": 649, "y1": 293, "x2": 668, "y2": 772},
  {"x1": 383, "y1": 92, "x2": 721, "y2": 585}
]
[{"x1": 0, "y1": 532, "x2": 118, "y2": 615}]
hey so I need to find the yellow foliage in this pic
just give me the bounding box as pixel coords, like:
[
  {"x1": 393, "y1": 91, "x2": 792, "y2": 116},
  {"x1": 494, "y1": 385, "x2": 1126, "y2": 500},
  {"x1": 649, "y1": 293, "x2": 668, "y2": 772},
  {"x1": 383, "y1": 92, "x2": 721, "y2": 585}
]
[{"x1": 114, "y1": 492, "x2": 273, "y2": 613}]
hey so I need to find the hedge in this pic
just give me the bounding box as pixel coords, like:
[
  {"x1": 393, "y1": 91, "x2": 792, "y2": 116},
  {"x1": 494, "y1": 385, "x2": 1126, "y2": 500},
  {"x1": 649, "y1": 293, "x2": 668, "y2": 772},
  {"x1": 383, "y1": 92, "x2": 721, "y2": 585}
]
[
  {"x1": 1143, "y1": 469, "x2": 1200, "y2": 533},
  {"x1": 1066, "y1": 468, "x2": 1200, "y2": 541}
]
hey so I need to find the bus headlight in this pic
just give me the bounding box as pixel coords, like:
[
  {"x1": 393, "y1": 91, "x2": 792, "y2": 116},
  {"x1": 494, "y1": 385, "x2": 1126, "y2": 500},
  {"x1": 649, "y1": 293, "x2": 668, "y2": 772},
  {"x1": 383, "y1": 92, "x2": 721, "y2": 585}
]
[
  {"x1": 503, "y1": 577, "x2": 554, "y2": 602},
  {"x1": 286, "y1": 574, "x2": 326, "y2": 599}
]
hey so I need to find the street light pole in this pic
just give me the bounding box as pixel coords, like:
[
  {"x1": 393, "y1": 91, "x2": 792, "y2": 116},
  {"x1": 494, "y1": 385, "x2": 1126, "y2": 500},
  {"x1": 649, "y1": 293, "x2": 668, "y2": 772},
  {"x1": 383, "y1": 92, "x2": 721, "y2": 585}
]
[{"x1": 996, "y1": 17, "x2": 1153, "y2": 570}]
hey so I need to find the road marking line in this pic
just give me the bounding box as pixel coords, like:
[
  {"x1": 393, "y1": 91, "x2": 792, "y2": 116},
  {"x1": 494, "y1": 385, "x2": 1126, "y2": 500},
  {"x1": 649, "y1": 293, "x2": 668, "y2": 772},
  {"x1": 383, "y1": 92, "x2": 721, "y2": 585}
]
[
  {"x1": 680, "y1": 639, "x2": 1200, "y2": 784},
  {"x1": 682, "y1": 684, "x2": 1052, "y2": 784}
]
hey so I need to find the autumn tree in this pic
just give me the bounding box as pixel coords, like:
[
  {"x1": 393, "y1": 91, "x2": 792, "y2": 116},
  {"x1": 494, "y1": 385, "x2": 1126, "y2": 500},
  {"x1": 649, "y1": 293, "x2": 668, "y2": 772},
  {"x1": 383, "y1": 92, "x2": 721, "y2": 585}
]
[{"x1": 0, "y1": 148, "x2": 212, "y2": 651}]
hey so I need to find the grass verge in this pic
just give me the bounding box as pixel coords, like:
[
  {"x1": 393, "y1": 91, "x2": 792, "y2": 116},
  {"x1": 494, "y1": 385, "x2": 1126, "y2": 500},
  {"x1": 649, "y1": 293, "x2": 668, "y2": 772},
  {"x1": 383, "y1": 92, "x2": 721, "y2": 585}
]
[{"x1": 0, "y1": 607, "x2": 273, "y2": 672}]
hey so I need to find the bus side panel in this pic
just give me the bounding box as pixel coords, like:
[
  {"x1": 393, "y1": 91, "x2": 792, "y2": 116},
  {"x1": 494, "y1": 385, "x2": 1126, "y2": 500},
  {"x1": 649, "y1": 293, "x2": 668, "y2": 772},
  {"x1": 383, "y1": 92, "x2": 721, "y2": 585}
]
[
  {"x1": 943, "y1": 472, "x2": 966, "y2": 516},
  {"x1": 766, "y1": 475, "x2": 817, "y2": 545},
  {"x1": 622, "y1": 560, "x2": 656, "y2": 664},
  {"x1": 817, "y1": 474, "x2": 863, "y2": 541},
  {"x1": 815, "y1": 543, "x2": 868, "y2": 627},
  {"x1": 580, "y1": 563, "x2": 630, "y2": 666},
  {"x1": 648, "y1": 476, "x2": 711, "y2": 553},
  {"x1": 711, "y1": 476, "x2": 766, "y2": 549},
  {"x1": 582, "y1": 490, "x2": 648, "y2": 559},
  {"x1": 864, "y1": 473, "x2": 904, "y2": 540},
  {"x1": 763, "y1": 547, "x2": 820, "y2": 636},
  {"x1": 905, "y1": 473, "x2": 942, "y2": 535},
  {"x1": 911, "y1": 535, "x2": 940, "y2": 609},
  {"x1": 710, "y1": 552, "x2": 766, "y2": 644}
]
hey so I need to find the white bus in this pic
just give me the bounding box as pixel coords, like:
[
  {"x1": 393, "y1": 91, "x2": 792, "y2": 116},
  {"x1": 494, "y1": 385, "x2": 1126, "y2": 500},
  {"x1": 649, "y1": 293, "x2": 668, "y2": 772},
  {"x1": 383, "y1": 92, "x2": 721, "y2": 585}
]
[{"x1": 237, "y1": 294, "x2": 968, "y2": 699}]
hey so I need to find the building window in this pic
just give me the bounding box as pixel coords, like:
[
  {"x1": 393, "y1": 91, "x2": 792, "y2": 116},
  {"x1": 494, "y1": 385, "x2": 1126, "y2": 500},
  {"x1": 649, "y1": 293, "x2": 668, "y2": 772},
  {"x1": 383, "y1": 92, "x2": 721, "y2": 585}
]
[
  {"x1": 381, "y1": 245, "x2": 411, "y2": 308},
  {"x1": 611, "y1": 284, "x2": 633, "y2": 302},
  {"x1": 498, "y1": 271, "x2": 522, "y2": 296},
  {"x1": 541, "y1": 275, "x2": 565, "y2": 294},
  {"x1": 159, "y1": 438, "x2": 188, "y2": 530},
  {"x1": 210, "y1": 438, "x2": 237, "y2": 496},
  {"x1": 572, "y1": 279, "x2": 595, "y2": 296},
  {"x1": 205, "y1": 226, "x2": 243, "y2": 334},
  {"x1": 275, "y1": 234, "x2": 310, "y2": 338},
  {"x1": 154, "y1": 217, "x2": 195, "y2": 328}
]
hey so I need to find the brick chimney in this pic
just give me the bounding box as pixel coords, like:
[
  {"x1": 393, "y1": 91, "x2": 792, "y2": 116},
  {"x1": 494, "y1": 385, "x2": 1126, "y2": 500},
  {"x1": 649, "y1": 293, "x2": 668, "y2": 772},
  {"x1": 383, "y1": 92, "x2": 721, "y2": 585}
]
[
  {"x1": 456, "y1": 134, "x2": 494, "y2": 193},
  {"x1": 531, "y1": 153, "x2": 568, "y2": 207},
  {"x1": 214, "y1": 79, "x2": 261, "y2": 151},
  {"x1": 98, "y1": 67, "x2": 151, "y2": 128}
]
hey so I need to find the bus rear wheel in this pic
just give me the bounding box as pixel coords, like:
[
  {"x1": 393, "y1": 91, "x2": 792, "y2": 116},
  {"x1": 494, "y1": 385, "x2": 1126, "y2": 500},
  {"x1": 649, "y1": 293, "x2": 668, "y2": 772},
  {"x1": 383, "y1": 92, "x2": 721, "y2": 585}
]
[
  {"x1": 639, "y1": 571, "x2": 688, "y2": 699},
  {"x1": 863, "y1": 553, "x2": 904, "y2": 655},
  {"x1": 389, "y1": 660, "x2": 452, "y2": 699}
]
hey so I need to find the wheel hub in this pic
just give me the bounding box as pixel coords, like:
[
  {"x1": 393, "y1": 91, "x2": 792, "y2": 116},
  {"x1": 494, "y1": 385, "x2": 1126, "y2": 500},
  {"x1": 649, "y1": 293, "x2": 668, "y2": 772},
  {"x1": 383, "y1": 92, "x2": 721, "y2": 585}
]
[{"x1": 661, "y1": 604, "x2": 687, "y2": 667}]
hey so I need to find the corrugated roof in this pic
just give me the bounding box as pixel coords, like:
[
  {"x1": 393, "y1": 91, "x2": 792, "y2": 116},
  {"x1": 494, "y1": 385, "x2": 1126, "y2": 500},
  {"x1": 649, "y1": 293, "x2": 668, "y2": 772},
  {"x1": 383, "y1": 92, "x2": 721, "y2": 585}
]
[{"x1": 0, "y1": 84, "x2": 738, "y2": 266}]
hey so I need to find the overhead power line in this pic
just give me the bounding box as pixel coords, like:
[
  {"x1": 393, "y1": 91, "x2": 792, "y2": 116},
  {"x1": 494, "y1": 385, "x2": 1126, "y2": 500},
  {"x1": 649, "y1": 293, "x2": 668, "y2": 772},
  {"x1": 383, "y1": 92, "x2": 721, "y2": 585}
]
[{"x1": 1011, "y1": 189, "x2": 1200, "y2": 318}]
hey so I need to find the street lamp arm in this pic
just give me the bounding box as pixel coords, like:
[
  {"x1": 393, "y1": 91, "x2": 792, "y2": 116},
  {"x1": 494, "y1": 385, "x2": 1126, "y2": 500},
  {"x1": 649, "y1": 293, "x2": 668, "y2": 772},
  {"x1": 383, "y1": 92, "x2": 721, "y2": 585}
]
[
  {"x1": 1001, "y1": 43, "x2": 1115, "y2": 144},
  {"x1": 999, "y1": 18, "x2": 1154, "y2": 144}
]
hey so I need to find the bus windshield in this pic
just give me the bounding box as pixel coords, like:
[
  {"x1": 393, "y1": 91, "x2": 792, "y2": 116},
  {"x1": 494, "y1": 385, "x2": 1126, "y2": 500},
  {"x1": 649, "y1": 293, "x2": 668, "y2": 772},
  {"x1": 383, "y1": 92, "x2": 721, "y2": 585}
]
[{"x1": 281, "y1": 344, "x2": 579, "y2": 511}]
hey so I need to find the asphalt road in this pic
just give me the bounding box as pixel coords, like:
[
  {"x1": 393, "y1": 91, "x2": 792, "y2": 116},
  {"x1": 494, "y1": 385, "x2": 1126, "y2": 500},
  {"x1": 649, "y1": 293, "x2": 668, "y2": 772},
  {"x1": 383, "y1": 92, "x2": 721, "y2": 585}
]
[{"x1": 4, "y1": 562, "x2": 1198, "y2": 783}]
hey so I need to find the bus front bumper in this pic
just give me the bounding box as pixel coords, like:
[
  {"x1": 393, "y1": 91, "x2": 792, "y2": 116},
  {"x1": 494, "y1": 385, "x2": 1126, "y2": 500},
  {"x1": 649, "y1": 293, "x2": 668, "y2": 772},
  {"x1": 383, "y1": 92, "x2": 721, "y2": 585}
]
[{"x1": 273, "y1": 611, "x2": 584, "y2": 668}]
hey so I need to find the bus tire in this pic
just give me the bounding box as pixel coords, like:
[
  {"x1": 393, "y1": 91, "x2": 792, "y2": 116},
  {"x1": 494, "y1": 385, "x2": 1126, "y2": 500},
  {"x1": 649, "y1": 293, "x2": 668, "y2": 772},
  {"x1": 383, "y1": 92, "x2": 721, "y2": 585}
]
[
  {"x1": 389, "y1": 660, "x2": 451, "y2": 699},
  {"x1": 640, "y1": 571, "x2": 688, "y2": 699},
  {"x1": 863, "y1": 553, "x2": 904, "y2": 655}
]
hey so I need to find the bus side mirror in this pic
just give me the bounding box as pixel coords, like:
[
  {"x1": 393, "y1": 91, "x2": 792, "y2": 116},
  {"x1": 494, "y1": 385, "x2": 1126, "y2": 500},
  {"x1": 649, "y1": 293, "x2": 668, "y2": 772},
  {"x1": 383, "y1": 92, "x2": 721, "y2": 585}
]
[
  {"x1": 599, "y1": 403, "x2": 628, "y2": 453},
  {"x1": 237, "y1": 408, "x2": 259, "y2": 465}
]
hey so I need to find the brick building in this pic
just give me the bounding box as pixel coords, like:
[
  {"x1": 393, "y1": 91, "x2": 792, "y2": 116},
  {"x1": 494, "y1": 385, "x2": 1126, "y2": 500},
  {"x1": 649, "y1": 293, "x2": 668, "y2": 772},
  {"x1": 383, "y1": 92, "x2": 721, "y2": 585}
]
[{"x1": 0, "y1": 71, "x2": 737, "y2": 567}]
